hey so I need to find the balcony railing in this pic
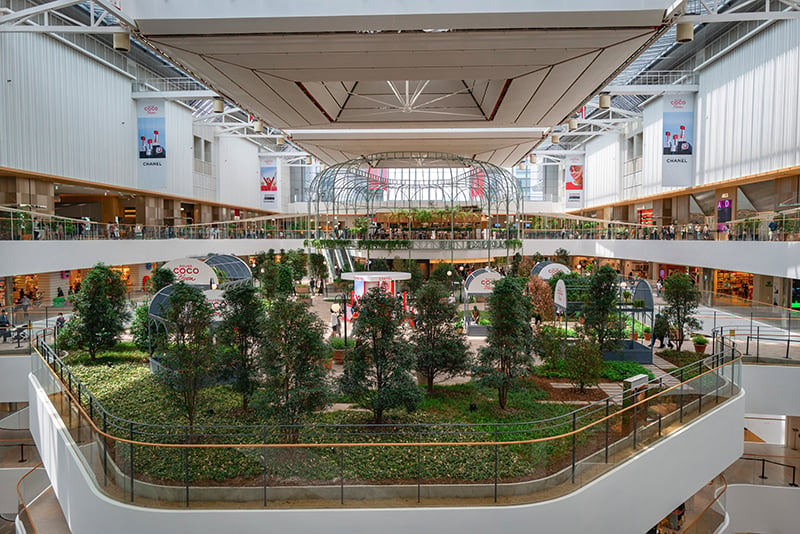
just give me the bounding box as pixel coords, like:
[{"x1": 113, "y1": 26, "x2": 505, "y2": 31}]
[{"x1": 29, "y1": 331, "x2": 743, "y2": 509}]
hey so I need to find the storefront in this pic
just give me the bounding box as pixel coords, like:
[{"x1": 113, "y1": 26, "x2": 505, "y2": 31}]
[{"x1": 714, "y1": 270, "x2": 753, "y2": 299}]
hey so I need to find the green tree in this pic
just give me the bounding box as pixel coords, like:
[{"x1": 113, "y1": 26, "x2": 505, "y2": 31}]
[
  {"x1": 554, "y1": 248, "x2": 571, "y2": 266},
  {"x1": 430, "y1": 262, "x2": 455, "y2": 284},
  {"x1": 130, "y1": 304, "x2": 167, "y2": 355},
  {"x1": 583, "y1": 265, "x2": 624, "y2": 353},
  {"x1": 71, "y1": 263, "x2": 130, "y2": 360},
  {"x1": 565, "y1": 334, "x2": 603, "y2": 393},
  {"x1": 393, "y1": 257, "x2": 424, "y2": 295},
  {"x1": 257, "y1": 299, "x2": 332, "y2": 438},
  {"x1": 411, "y1": 281, "x2": 470, "y2": 393},
  {"x1": 369, "y1": 258, "x2": 390, "y2": 271},
  {"x1": 473, "y1": 277, "x2": 535, "y2": 409},
  {"x1": 340, "y1": 287, "x2": 420, "y2": 423},
  {"x1": 149, "y1": 267, "x2": 175, "y2": 293},
  {"x1": 254, "y1": 250, "x2": 281, "y2": 300},
  {"x1": 308, "y1": 252, "x2": 328, "y2": 284},
  {"x1": 662, "y1": 273, "x2": 701, "y2": 352},
  {"x1": 282, "y1": 249, "x2": 308, "y2": 282},
  {"x1": 277, "y1": 264, "x2": 295, "y2": 296},
  {"x1": 217, "y1": 284, "x2": 267, "y2": 410},
  {"x1": 159, "y1": 282, "x2": 215, "y2": 432}
]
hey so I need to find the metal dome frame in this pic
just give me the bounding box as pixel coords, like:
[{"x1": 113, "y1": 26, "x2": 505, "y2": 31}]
[{"x1": 307, "y1": 152, "x2": 522, "y2": 241}]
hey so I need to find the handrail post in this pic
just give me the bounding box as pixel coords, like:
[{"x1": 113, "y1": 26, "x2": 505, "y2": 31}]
[
  {"x1": 76, "y1": 383, "x2": 81, "y2": 443},
  {"x1": 494, "y1": 425, "x2": 500, "y2": 500},
  {"x1": 604, "y1": 398, "x2": 610, "y2": 463},
  {"x1": 658, "y1": 378, "x2": 663, "y2": 437},
  {"x1": 632, "y1": 398, "x2": 638, "y2": 449},
  {"x1": 756, "y1": 326, "x2": 760, "y2": 362},
  {"x1": 679, "y1": 368, "x2": 684, "y2": 423},
  {"x1": 759, "y1": 458, "x2": 767, "y2": 480},
  {"x1": 791, "y1": 465, "x2": 798, "y2": 487},
  {"x1": 262, "y1": 427, "x2": 268, "y2": 508},
  {"x1": 417, "y1": 426, "x2": 421, "y2": 503},
  {"x1": 102, "y1": 412, "x2": 108, "y2": 486},
  {"x1": 571, "y1": 413, "x2": 577, "y2": 484},
  {"x1": 129, "y1": 421, "x2": 135, "y2": 502},
  {"x1": 184, "y1": 432, "x2": 189, "y2": 508}
]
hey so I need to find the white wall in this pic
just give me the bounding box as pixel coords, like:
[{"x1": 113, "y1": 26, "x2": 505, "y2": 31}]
[
  {"x1": 724, "y1": 484, "x2": 800, "y2": 534},
  {"x1": 28, "y1": 370, "x2": 745, "y2": 534},
  {"x1": 584, "y1": 133, "x2": 622, "y2": 207},
  {"x1": 0, "y1": 356, "x2": 31, "y2": 403},
  {"x1": 217, "y1": 136, "x2": 260, "y2": 210},
  {"x1": 0, "y1": 33, "x2": 136, "y2": 187},
  {"x1": 163, "y1": 102, "x2": 195, "y2": 197},
  {"x1": 0, "y1": 468, "x2": 30, "y2": 516},
  {"x1": 0, "y1": 239, "x2": 305, "y2": 278},
  {"x1": 696, "y1": 19, "x2": 800, "y2": 184},
  {"x1": 2, "y1": 238, "x2": 800, "y2": 279},
  {"x1": 742, "y1": 364, "x2": 800, "y2": 416}
]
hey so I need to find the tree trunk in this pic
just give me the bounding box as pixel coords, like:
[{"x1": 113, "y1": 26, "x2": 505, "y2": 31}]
[
  {"x1": 375, "y1": 407, "x2": 383, "y2": 425},
  {"x1": 498, "y1": 384, "x2": 508, "y2": 410},
  {"x1": 427, "y1": 370, "x2": 435, "y2": 394}
]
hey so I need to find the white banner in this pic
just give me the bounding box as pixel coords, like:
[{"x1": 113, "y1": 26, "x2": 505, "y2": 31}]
[
  {"x1": 662, "y1": 94, "x2": 695, "y2": 187},
  {"x1": 260, "y1": 157, "x2": 278, "y2": 209},
  {"x1": 554, "y1": 279, "x2": 567, "y2": 310},
  {"x1": 137, "y1": 99, "x2": 167, "y2": 190},
  {"x1": 564, "y1": 154, "x2": 584, "y2": 209},
  {"x1": 161, "y1": 258, "x2": 218, "y2": 287}
]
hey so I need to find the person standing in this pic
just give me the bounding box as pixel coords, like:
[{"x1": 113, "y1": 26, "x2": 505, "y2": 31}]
[
  {"x1": 309, "y1": 278, "x2": 316, "y2": 297},
  {"x1": 0, "y1": 310, "x2": 10, "y2": 342},
  {"x1": 330, "y1": 306, "x2": 340, "y2": 337}
]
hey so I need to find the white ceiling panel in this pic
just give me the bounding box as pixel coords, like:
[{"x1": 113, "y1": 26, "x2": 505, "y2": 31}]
[{"x1": 136, "y1": 5, "x2": 676, "y2": 165}]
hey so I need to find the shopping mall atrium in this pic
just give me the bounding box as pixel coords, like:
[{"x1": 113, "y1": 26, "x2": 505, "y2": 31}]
[{"x1": 2, "y1": 1, "x2": 800, "y2": 533}]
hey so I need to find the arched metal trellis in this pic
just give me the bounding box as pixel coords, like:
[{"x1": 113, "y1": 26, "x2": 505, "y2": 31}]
[{"x1": 307, "y1": 152, "x2": 523, "y2": 264}]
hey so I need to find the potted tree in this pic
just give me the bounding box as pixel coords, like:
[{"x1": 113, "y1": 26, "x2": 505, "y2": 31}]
[{"x1": 692, "y1": 334, "x2": 708, "y2": 354}]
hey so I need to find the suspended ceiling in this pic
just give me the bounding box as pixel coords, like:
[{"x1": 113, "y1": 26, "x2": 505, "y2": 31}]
[{"x1": 129, "y1": 1, "x2": 681, "y2": 166}]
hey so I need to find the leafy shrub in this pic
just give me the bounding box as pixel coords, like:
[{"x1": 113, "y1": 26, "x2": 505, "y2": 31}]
[
  {"x1": 329, "y1": 337, "x2": 355, "y2": 350},
  {"x1": 691, "y1": 334, "x2": 708, "y2": 345},
  {"x1": 600, "y1": 361, "x2": 654, "y2": 381}
]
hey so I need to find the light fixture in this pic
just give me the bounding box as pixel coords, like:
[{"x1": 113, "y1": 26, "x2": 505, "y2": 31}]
[
  {"x1": 568, "y1": 118, "x2": 578, "y2": 131},
  {"x1": 529, "y1": 154, "x2": 537, "y2": 164},
  {"x1": 676, "y1": 22, "x2": 693, "y2": 43},
  {"x1": 551, "y1": 134, "x2": 561, "y2": 144},
  {"x1": 212, "y1": 97, "x2": 224, "y2": 113},
  {"x1": 447, "y1": 270, "x2": 452, "y2": 277},
  {"x1": 113, "y1": 32, "x2": 130, "y2": 52},
  {"x1": 305, "y1": 156, "x2": 313, "y2": 165},
  {"x1": 254, "y1": 120, "x2": 264, "y2": 132},
  {"x1": 276, "y1": 136, "x2": 285, "y2": 145},
  {"x1": 599, "y1": 93, "x2": 611, "y2": 109}
]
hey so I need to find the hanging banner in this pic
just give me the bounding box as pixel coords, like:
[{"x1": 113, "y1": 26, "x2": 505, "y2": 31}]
[
  {"x1": 367, "y1": 168, "x2": 388, "y2": 202},
  {"x1": 662, "y1": 94, "x2": 694, "y2": 187},
  {"x1": 469, "y1": 169, "x2": 485, "y2": 201},
  {"x1": 137, "y1": 99, "x2": 167, "y2": 190},
  {"x1": 564, "y1": 154, "x2": 584, "y2": 209},
  {"x1": 260, "y1": 157, "x2": 278, "y2": 209}
]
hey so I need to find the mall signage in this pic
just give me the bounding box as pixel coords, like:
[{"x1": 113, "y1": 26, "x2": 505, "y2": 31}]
[
  {"x1": 564, "y1": 154, "x2": 584, "y2": 209},
  {"x1": 260, "y1": 157, "x2": 278, "y2": 209},
  {"x1": 161, "y1": 258, "x2": 218, "y2": 286},
  {"x1": 662, "y1": 93, "x2": 695, "y2": 187},
  {"x1": 554, "y1": 279, "x2": 568, "y2": 311},
  {"x1": 137, "y1": 99, "x2": 167, "y2": 190},
  {"x1": 464, "y1": 268, "x2": 503, "y2": 296}
]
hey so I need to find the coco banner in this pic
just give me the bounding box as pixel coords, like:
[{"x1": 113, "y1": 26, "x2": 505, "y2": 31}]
[
  {"x1": 662, "y1": 94, "x2": 695, "y2": 187},
  {"x1": 137, "y1": 99, "x2": 167, "y2": 190}
]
